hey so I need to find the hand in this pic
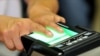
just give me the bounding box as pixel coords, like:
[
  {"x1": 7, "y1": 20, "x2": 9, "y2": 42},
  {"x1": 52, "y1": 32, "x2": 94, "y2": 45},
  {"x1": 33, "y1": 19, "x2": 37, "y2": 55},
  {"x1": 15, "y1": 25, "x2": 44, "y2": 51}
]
[
  {"x1": 29, "y1": 12, "x2": 66, "y2": 32},
  {"x1": 0, "y1": 16, "x2": 51, "y2": 51}
]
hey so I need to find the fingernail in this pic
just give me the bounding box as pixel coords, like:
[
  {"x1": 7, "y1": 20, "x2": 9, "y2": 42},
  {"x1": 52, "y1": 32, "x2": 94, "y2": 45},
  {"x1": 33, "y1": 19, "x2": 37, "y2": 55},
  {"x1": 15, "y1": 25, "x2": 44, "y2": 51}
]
[
  {"x1": 47, "y1": 31, "x2": 53, "y2": 37},
  {"x1": 58, "y1": 27, "x2": 63, "y2": 32}
]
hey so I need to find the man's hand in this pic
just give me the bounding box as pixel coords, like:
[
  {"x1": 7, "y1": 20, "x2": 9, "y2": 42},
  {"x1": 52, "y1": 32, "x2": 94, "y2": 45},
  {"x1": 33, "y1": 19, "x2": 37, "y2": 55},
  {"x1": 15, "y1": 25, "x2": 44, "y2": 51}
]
[
  {"x1": 0, "y1": 16, "x2": 52, "y2": 51},
  {"x1": 27, "y1": 0, "x2": 66, "y2": 32},
  {"x1": 29, "y1": 12, "x2": 66, "y2": 32}
]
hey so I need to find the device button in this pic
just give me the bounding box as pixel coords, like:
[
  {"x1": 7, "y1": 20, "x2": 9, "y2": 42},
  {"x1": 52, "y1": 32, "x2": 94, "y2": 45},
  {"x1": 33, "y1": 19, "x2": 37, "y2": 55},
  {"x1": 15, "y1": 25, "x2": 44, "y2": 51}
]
[
  {"x1": 70, "y1": 38, "x2": 76, "y2": 42},
  {"x1": 82, "y1": 36, "x2": 88, "y2": 39},
  {"x1": 56, "y1": 44, "x2": 64, "y2": 48},
  {"x1": 78, "y1": 38, "x2": 83, "y2": 41},
  {"x1": 66, "y1": 43, "x2": 73, "y2": 46},
  {"x1": 72, "y1": 40, "x2": 78, "y2": 43},
  {"x1": 58, "y1": 52, "x2": 63, "y2": 56},
  {"x1": 84, "y1": 32, "x2": 93, "y2": 36}
]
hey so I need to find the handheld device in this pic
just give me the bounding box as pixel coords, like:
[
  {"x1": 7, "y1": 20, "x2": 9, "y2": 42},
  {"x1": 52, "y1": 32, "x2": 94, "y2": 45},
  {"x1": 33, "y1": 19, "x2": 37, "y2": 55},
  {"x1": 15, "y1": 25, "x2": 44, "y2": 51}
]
[{"x1": 21, "y1": 23, "x2": 100, "y2": 56}]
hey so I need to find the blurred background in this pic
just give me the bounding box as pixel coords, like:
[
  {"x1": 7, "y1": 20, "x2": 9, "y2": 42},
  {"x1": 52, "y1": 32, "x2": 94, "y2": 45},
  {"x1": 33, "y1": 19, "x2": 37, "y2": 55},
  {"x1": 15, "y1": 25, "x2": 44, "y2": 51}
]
[{"x1": 0, "y1": 0, "x2": 100, "y2": 56}]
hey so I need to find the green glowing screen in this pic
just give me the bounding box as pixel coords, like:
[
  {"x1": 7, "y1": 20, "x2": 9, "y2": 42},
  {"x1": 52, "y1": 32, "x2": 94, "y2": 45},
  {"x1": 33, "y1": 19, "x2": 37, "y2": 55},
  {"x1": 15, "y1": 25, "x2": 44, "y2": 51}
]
[{"x1": 29, "y1": 27, "x2": 78, "y2": 45}]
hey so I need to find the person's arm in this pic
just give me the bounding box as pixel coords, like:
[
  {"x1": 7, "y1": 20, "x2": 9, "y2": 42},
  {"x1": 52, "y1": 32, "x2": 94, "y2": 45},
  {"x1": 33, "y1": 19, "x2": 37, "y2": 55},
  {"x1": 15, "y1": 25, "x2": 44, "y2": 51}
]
[
  {"x1": 27, "y1": 0, "x2": 66, "y2": 32},
  {"x1": 27, "y1": 0, "x2": 59, "y2": 16},
  {"x1": 0, "y1": 15, "x2": 51, "y2": 51}
]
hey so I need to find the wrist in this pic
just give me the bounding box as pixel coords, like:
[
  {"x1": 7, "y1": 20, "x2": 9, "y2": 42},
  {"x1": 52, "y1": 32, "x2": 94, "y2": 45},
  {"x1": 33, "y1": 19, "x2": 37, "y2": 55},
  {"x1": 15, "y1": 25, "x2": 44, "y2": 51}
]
[{"x1": 28, "y1": 5, "x2": 54, "y2": 18}]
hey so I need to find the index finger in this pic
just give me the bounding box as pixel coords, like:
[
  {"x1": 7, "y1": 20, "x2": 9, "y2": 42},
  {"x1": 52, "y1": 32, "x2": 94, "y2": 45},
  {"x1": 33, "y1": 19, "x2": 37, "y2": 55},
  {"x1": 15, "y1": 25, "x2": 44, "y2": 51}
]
[{"x1": 30, "y1": 22, "x2": 53, "y2": 36}]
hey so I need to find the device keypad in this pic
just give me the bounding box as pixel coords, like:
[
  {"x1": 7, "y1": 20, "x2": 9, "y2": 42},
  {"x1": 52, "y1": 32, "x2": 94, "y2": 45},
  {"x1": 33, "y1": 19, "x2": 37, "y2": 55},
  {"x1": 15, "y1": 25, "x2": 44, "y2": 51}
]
[
  {"x1": 84, "y1": 32, "x2": 94, "y2": 36},
  {"x1": 56, "y1": 31, "x2": 94, "y2": 48}
]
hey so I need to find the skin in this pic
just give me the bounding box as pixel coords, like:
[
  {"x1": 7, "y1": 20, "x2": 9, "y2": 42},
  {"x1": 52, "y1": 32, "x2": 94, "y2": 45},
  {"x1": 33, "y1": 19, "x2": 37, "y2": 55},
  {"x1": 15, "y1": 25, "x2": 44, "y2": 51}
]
[
  {"x1": 0, "y1": 0, "x2": 66, "y2": 51},
  {"x1": 27, "y1": 0, "x2": 66, "y2": 32},
  {"x1": 0, "y1": 15, "x2": 52, "y2": 51}
]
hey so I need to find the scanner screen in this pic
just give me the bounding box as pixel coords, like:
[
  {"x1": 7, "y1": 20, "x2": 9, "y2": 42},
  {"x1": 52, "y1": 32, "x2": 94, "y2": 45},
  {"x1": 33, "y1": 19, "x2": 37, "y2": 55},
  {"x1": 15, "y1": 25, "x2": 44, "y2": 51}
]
[{"x1": 29, "y1": 26, "x2": 78, "y2": 45}]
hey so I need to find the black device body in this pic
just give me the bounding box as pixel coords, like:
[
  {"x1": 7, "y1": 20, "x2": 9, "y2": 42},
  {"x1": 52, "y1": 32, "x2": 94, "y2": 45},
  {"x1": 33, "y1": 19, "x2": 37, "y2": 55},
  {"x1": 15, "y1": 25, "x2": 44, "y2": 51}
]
[{"x1": 21, "y1": 24, "x2": 100, "y2": 56}]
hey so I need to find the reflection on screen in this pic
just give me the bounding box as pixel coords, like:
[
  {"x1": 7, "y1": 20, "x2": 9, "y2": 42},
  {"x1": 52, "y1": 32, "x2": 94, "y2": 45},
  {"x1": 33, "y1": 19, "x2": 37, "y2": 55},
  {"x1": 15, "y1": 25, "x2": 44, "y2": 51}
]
[{"x1": 29, "y1": 27, "x2": 78, "y2": 45}]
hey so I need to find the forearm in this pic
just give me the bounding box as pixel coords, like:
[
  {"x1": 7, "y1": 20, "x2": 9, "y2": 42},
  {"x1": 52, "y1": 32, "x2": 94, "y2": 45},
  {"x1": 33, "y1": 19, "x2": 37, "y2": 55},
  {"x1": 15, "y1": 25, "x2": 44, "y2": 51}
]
[
  {"x1": 0, "y1": 15, "x2": 15, "y2": 23},
  {"x1": 0, "y1": 15, "x2": 9, "y2": 22},
  {"x1": 0, "y1": 15, "x2": 10, "y2": 41},
  {"x1": 27, "y1": 0, "x2": 59, "y2": 18}
]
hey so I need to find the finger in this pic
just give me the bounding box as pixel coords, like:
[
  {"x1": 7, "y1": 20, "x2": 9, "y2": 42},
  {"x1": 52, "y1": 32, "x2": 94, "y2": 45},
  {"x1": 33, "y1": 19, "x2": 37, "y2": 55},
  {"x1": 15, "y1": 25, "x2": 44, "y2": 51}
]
[
  {"x1": 35, "y1": 18, "x2": 50, "y2": 27},
  {"x1": 54, "y1": 15, "x2": 66, "y2": 23},
  {"x1": 59, "y1": 16, "x2": 66, "y2": 23},
  {"x1": 31, "y1": 22, "x2": 53, "y2": 36},
  {"x1": 49, "y1": 23, "x2": 63, "y2": 32},
  {"x1": 16, "y1": 21, "x2": 30, "y2": 36},
  {"x1": 12, "y1": 25, "x2": 23, "y2": 51},
  {"x1": 3, "y1": 29, "x2": 15, "y2": 50},
  {"x1": 0, "y1": 34, "x2": 3, "y2": 42}
]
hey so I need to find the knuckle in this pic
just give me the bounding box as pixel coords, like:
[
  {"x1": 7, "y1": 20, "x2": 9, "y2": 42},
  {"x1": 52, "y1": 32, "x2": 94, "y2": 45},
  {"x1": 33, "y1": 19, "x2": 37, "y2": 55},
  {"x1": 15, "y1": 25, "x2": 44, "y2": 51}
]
[
  {"x1": 1, "y1": 29, "x2": 8, "y2": 36},
  {"x1": 14, "y1": 22, "x2": 21, "y2": 28}
]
